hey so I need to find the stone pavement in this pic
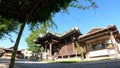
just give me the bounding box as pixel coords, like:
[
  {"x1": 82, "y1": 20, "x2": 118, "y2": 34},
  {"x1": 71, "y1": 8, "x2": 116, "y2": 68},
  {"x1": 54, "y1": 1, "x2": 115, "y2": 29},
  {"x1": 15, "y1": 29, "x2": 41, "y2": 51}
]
[{"x1": 0, "y1": 63, "x2": 9, "y2": 68}]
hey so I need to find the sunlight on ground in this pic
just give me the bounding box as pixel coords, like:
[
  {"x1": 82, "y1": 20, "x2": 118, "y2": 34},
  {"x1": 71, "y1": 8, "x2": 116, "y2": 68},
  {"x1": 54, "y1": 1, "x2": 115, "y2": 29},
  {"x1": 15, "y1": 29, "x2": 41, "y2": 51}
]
[{"x1": 40, "y1": 57, "x2": 116, "y2": 63}]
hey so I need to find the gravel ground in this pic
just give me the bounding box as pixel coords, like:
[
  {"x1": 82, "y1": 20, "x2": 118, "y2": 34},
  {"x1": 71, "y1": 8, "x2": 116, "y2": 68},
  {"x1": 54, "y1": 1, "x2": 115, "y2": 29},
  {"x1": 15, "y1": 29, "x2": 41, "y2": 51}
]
[
  {"x1": 0, "y1": 63, "x2": 9, "y2": 68},
  {"x1": 1, "y1": 59, "x2": 120, "y2": 68},
  {"x1": 15, "y1": 59, "x2": 120, "y2": 68}
]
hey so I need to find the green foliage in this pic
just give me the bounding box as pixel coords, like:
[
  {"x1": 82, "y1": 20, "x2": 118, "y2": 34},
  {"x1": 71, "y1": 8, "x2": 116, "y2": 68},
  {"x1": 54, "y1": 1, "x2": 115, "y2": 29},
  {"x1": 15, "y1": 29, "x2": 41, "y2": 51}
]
[
  {"x1": 26, "y1": 22, "x2": 55, "y2": 53},
  {"x1": 75, "y1": 42, "x2": 82, "y2": 54},
  {"x1": 27, "y1": 44, "x2": 40, "y2": 53},
  {"x1": 0, "y1": 0, "x2": 97, "y2": 40},
  {"x1": 63, "y1": 0, "x2": 98, "y2": 13},
  {"x1": 0, "y1": 0, "x2": 80, "y2": 23},
  {"x1": 25, "y1": 29, "x2": 40, "y2": 53},
  {"x1": 29, "y1": 17, "x2": 57, "y2": 31},
  {"x1": 0, "y1": 17, "x2": 19, "y2": 40}
]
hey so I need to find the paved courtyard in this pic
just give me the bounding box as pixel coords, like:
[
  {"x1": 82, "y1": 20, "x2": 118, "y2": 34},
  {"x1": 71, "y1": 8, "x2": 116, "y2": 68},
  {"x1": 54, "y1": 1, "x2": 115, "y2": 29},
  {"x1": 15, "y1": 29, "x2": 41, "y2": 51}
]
[{"x1": 1, "y1": 59, "x2": 120, "y2": 68}]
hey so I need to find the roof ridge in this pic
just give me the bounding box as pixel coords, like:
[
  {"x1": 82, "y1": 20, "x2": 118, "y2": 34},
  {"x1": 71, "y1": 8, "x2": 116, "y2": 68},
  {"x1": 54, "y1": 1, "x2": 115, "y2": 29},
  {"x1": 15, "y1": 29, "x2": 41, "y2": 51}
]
[
  {"x1": 38, "y1": 26, "x2": 80, "y2": 38},
  {"x1": 60, "y1": 26, "x2": 80, "y2": 36},
  {"x1": 91, "y1": 26, "x2": 106, "y2": 29},
  {"x1": 82, "y1": 25, "x2": 116, "y2": 38}
]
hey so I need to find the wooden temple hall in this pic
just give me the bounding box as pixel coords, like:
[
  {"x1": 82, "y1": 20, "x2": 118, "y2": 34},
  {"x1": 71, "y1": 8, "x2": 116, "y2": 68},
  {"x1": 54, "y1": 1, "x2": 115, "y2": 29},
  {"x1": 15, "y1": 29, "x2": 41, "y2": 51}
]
[
  {"x1": 35, "y1": 25, "x2": 120, "y2": 60},
  {"x1": 35, "y1": 27, "x2": 82, "y2": 59}
]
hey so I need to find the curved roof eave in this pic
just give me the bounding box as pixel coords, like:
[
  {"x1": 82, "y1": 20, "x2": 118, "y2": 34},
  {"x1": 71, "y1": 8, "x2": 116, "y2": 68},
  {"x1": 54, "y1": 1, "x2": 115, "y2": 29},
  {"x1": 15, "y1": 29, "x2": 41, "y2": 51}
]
[
  {"x1": 78, "y1": 25, "x2": 118, "y2": 40},
  {"x1": 36, "y1": 26, "x2": 82, "y2": 42}
]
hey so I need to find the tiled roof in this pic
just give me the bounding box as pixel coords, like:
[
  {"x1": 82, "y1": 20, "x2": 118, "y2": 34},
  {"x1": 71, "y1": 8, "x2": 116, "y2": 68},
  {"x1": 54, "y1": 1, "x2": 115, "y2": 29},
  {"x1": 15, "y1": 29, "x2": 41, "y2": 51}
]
[
  {"x1": 38, "y1": 26, "x2": 81, "y2": 38},
  {"x1": 79, "y1": 25, "x2": 118, "y2": 39},
  {"x1": 87, "y1": 27, "x2": 105, "y2": 34},
  {"x1": 4, "y1": 46, "x2": 21, "y2": 51},
  {"x1": 34, "y1": 26, "x2": 82, "y2": 44}
]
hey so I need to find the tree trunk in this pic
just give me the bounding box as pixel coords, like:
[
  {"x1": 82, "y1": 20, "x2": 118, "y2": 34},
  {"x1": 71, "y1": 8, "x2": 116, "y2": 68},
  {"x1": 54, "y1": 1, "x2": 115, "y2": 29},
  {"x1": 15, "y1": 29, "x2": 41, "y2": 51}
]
[
  {"x1": 9, "y1": 1, "x2": 43, "y2": 67},
  {"x1": 9, "y1": 22, "x2": 26, "y2": 68}
]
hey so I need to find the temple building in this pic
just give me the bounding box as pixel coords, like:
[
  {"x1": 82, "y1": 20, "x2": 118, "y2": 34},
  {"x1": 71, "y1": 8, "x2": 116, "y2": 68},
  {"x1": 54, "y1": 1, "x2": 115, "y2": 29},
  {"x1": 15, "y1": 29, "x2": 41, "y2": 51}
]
[
  {"x1": 35, "y1": 27, "x2": 82, "y2": 60},
  {"x1": 78, "y1": 25, "x2": 120, "y2": 58},
  {"x1": 1, "y1": 46, "x2": 23, "y2": 59},
  {"x1": 35, "y1": 25, "x2": 120, "y2": 60}
]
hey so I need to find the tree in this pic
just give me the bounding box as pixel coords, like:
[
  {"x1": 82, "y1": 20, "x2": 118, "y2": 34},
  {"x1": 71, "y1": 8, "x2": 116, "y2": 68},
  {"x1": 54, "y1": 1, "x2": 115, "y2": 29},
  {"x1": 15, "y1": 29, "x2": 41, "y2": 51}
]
[
  {"x1": 75, "y1": 43, "x2": 82, "y2": 54},
  {"x1": 0, "y1": 17, "x2": 19, "y2": 42},
  {"x1": 25, "y1": 29, "x2": 42, "y2": 54},
  {"x1": 75, "y1": 42, "x2": 83, "y2": 59},
  {"x1": 0, "y1": 0, "x2": 97, "y2": 68}
]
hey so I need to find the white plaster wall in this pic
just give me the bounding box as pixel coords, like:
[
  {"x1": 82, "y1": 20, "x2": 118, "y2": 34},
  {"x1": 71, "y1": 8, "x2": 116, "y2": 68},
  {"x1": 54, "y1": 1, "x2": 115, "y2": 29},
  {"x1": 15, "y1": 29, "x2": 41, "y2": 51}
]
[
  {"x1": 109, "y1": 49, "x2": 117, "y2": 55},
  {"x1": 88, "y1": 49, "x2": 116, "y2": 58},
  {"x1": 21, "y1": 49, "x2": 32, "y2": 57}
]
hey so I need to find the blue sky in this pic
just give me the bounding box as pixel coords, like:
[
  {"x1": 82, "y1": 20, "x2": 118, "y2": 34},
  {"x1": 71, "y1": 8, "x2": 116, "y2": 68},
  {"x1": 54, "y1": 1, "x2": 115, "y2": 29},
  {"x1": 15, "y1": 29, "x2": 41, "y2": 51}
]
[{"x1": 0, "y1": 0, "x2": 120, "y2": 49}]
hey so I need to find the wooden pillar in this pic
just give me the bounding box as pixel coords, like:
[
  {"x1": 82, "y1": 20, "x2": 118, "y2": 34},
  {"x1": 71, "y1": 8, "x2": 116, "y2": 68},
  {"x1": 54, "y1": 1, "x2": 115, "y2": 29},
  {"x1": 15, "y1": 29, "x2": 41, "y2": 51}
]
[
  {"x1": 110, "y1": 32, "x2": 120, "y2": 54},
  {"x1": 49, "y1": 43, "x2": 52, "y2": 55},
  {"x1": 62, "y1": 56, "x2": 63, "y2": 59},
  {"x1": 65, "y1": 39, "x2": 68, "y2": 59},
  {"x1": 45, "y1": 45, "x2": 47, "y2": 53},
  {"x1": 68, "y1": 55, "x2": 70, "y2": 59}
]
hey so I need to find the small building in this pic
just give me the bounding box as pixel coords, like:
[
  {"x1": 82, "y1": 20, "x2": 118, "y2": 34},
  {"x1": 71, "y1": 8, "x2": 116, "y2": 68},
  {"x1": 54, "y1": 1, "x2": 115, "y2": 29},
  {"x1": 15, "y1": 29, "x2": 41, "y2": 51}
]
[
  {"x1": 0, "y1": 46, "x2": 4, "y2": 57},
  {"x1": 21, "y1": 49, "x2": 33, "y2": 59},
  {"x1": 35, "y1": 27, "x2": 82, "y2": 60},
  {"x1": 78, "y1": 25, "x2": 120, "y2": 58},
  {"x1": 1, "y1": 46, "x2": 23, "y2": 59}
]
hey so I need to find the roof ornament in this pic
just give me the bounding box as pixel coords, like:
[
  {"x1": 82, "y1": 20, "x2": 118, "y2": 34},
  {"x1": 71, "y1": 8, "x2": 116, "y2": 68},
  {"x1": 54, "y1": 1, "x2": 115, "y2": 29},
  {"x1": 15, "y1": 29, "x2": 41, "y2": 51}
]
[
  {"x1": 74, "y1": 26, "x2": 79, "y2": 30},
  {"x1": 39, "y1": 34, "x2": 44, "y2": 37},
  {"x1": 46, "y1": 30, "x2": 49, "y2": 33},
  {"x1": 108, "y1": 24, "x2": 115, "y2": 28}
]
